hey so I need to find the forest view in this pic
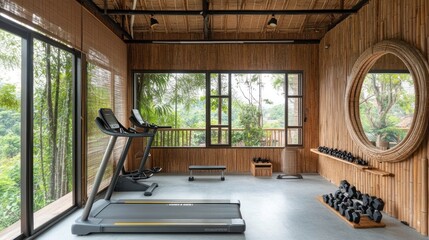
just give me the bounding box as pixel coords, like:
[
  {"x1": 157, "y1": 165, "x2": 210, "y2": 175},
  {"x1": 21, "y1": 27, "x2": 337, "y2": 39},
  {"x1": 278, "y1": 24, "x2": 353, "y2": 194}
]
[
  {"x1": 0, "y1": 29, "x2": 74, "y2": 233},
  {"x1": 135, "y1": 73, "x2": 288, "y2": 147}
]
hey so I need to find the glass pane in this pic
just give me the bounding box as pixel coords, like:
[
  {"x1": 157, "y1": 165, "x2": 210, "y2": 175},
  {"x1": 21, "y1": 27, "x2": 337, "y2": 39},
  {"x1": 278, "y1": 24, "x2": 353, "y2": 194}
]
[
  {"x1": 210, "y1": 98, "x2": 229, "y2": 125},
  {"x1": 288, "y1": 98, "x2": 302, "y2": 126},
  {"x1": 0, "y1": 29, "x2": 22, "y2": 239},
  {"x1": 231, "y1": 73, "x2": 285, "y2": 147},
  {"x1": 210, "y1": 127, "x2": 229, "y2": 145},
  {"x1": 87, "y1": 63, "x2": 113, "y2": 194},
  {"x1": 32, "y1": 39, "x2": 73, "y2": 229},
  {"x1": 210, "y1": 73, "x2": 219, "y2": 95},
  {"x1": 288, "y1": 74, "x2": 301, "y2": 96},
  {"x1": 136, "y1": 73, "x2": 206, "y2": 147},
  {"x1": 287, "y1": 128, "x2": 302, "y2": 145},
  {"x1": 220, "y1": 74, "x2": 229, "y2": 95}
]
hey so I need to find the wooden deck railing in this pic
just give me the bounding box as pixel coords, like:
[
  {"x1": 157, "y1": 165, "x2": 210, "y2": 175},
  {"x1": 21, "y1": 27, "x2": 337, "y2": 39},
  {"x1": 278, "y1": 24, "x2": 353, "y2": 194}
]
[{"x1": 153, "y1": 128, "x2": 285, "y2": 147}]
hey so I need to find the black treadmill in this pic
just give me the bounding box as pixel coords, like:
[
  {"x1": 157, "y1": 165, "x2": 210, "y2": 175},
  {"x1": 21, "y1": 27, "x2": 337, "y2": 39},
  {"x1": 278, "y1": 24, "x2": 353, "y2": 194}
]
[{"x1": 71, "y1": 109, "x2": 246, "y2": 235}]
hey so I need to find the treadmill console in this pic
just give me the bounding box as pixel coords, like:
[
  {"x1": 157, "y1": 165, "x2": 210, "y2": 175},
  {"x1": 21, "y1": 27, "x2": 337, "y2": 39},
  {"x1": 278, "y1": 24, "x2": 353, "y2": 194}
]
[{"x1": 99, "y1": 108, "x2": 121, "y2": 130}]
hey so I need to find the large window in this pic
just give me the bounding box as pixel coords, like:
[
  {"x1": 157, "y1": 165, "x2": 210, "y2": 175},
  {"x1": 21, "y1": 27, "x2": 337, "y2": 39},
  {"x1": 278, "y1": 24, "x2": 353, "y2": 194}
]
[
  {"x1": 135, "y1": 72, "x2": 303, "y2": 148},
  {"x1": 0, "y1": 17, "x2": 79, "y2": 239}
]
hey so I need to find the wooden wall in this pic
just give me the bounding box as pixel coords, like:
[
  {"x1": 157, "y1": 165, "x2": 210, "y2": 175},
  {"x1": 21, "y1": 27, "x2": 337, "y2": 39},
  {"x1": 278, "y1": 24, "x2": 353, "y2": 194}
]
[
  {"x1": 319, "y1": 0, "x2": 429, "y2": 235},
  {"x1": 128, "y1": 43, "x2": 319, "y2": 174}
]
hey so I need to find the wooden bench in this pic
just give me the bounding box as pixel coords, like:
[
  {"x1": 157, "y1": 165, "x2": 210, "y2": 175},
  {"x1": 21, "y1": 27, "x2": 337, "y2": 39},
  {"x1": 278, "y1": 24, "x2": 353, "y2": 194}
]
[{"x1": 188, "y1": 165, "x2": 226, "y2": 181}]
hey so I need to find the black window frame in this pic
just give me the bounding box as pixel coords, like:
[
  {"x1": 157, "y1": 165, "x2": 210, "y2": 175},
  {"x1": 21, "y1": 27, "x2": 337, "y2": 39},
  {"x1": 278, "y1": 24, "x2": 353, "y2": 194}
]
[
  {"x1": 133, "y1": 70, "x2": 304, "y2": 148},
  {"x1": 285, "y1": 72, "x2": 304, "y2": 147},
  {"x1": 0, "y1": 15, "x2": 81, "y2": 240}
]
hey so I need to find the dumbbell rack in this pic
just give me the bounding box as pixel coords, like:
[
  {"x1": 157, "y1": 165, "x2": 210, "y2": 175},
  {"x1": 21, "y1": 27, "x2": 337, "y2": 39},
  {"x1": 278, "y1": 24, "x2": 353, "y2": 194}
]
[
  {"x1": 310, "y1": 149, "x2": 393, "y2": 177},
  {"x1": 317, "y1": 196, "x2": 386, "y2": 228}
]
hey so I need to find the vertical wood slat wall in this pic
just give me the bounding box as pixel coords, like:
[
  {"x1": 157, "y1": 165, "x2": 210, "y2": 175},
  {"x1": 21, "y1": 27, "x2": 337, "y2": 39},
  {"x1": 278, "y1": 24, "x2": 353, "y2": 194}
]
[
  {"x1": 128, "y1": 43, "x2": 320, "y2": 174},
  {"x1": 319, "y1": 0, "x2": 429, "y2": 235}
]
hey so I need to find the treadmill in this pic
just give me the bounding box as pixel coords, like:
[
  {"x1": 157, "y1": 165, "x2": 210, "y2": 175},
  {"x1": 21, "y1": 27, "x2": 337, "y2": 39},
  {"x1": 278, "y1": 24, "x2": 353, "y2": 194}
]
[
  {"x1": 113, "y1": 109, "x2": 169, "y2": 194},
  {"x1": 71, "y1": 108, "x2": 246, "y2": 235}
]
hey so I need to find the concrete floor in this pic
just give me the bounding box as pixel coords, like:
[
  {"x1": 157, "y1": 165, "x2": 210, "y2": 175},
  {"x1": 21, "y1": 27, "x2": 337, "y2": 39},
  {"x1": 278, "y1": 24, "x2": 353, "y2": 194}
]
[{"x1": 39, "y1": 174, "x2": 426, "y2": 240}]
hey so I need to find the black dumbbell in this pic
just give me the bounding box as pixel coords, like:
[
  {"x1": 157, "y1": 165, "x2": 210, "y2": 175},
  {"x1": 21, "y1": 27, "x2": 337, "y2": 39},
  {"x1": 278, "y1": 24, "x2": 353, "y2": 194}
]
[
  {"x1": 345, "y1": 202, "x2": 383, "y2": 224},
  {"x1": 350, "y1": 207, "x2": 383, "y2": 223},
  {"x1": 366, "y1": 207, "x2": 383, "y2": 222},
  {"x1": 372, "y1": 198, "x2": 385, "y2": 211},
  {"x1": 339, "y1": 180, "x2": 350, "y2": 192},
  {"x1": 322, "y1": 193, "x2": 332, "y2": 204}
]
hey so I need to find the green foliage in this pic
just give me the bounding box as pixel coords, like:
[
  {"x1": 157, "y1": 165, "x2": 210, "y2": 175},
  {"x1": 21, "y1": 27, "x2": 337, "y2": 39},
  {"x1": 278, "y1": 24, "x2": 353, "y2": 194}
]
[
  {"x1": 0, "y1": 84, "x2": 19, "y2": 110},
  {"x1": 237, "y1": 104, "x2": 264, "y2": 146},
  {"x1": 359, "y1": 73, "x2": 414, "y2": 144}
]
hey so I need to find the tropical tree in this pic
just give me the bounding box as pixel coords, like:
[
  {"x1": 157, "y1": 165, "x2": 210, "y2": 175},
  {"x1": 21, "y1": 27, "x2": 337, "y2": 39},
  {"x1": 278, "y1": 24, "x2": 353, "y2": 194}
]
[{"x1": 359, "y1": 73, "x2": 414, "y2": 146}]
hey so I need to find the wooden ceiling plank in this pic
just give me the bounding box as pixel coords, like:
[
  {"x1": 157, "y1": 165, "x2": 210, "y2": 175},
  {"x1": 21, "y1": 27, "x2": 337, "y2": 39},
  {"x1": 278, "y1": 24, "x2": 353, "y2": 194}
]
[
  {"x1": 299, "y1": 0, "x2": 318, "y2": 33},
  {"x1": 182, "y1": 0, "x2": 189, "y2": 33},
  {"x1": 157, "y1": 0, "x2": 169, "y2": 33}
]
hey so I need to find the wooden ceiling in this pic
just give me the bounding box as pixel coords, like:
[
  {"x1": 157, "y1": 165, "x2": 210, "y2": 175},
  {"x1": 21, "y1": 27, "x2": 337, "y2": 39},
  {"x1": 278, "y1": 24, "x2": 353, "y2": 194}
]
[{"x1": 82, "y1": 0, "x2": 369, "y2": 43}]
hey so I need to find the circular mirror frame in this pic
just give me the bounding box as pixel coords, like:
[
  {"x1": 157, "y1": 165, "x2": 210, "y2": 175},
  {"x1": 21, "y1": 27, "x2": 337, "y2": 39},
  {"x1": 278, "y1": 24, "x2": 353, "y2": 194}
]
[{"x1": 345, "y1": 40, "x2": 429, "y2": 162}]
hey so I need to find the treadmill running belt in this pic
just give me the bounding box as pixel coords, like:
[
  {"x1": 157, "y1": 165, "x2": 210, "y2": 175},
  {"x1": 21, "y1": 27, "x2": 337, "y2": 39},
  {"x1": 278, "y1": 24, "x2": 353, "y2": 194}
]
[{"x1": 96, "y1": 203, "x2": 242, "y2": 219}]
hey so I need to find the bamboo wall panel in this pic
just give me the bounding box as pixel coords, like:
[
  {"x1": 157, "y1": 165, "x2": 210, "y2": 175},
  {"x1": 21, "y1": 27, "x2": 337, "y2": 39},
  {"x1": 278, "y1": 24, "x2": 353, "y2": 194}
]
[
  {"x1": 318, "y1": 0, "x2": 429, "y2": 235},
  {"x1": 133, "y1": 148, "x2": 283, "y2": 174},
  {"x1": 128, "y1": 43, "x2": 319, "y2": 174}
]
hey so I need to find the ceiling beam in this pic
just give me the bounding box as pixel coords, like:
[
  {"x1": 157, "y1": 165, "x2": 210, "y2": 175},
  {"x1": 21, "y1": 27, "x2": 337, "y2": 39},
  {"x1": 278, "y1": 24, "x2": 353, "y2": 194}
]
[
  {"x1": 124, "y1": 39, "x2": 320, "y2": 44},
  {"x1": 104, "y1": 9, "x2": 358, "y2": 16},
  {"x1": 327, "y1": 0, "x2": 369, "y2": 31},
  {"x1": 80, "y1": 0, "x2": 133, "y2": 40}
]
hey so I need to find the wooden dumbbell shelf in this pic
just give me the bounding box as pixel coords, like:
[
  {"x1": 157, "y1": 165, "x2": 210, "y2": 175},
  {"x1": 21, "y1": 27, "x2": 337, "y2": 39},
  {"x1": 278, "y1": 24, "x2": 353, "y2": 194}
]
[
  {"x1": 310, "y1": 149, "x2": 393, "y2": 177},
  {"x1": 317, "y1": 196, "x2": 386, "y2": 228}
]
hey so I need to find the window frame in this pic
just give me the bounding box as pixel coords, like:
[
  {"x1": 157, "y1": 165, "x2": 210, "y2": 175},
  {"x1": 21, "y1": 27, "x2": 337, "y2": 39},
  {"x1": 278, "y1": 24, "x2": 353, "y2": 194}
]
[
  {"x1": 133, "y1": 70, "x2": 304, "y2": 148},
  {"x1": 0, "y1": 15, "x2": 81, "y2": 239},
  {"x1": 285, "y1": 72, "x2": 304, "y2": 147}
]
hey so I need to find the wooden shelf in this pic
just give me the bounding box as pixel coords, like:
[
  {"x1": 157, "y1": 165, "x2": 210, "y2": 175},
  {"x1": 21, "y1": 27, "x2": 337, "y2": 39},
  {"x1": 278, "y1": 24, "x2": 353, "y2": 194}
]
[
  {"x1": 311, "y1": 148, "x2": 393, "y2": 177},
  {"x1": 317, "y1": 196, "x2": 386, "y2": 228}
]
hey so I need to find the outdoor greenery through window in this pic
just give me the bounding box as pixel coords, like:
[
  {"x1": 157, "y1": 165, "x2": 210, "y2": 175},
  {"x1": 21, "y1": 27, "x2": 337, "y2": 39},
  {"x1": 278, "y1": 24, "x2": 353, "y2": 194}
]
[
  {"x1": 135, "y1": 72, "x2": 303, "y2": 147},
  {"x1": 359, "y1": 71, "x2": 415, "y2": 150},
  {"x1": 0, "y1": 21, "x2": 78, "y2": 239},
  {"x1": 135, "y1": 73, "x2": 206, "y2": 147},
  {"x1": 231, "y1": 73, "x2": 285, "y2": 147},
  {"x1": 32, "y1": 39, "x2": 74, "y2": 229},
  {"x1": 0, "y1": 28, "x2": 22, "y2": 236}
]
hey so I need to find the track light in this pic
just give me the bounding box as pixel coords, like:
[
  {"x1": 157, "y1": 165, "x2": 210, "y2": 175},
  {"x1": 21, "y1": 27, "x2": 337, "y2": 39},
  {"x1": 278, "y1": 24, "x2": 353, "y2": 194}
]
[
  {"x1": 150, "y1": 15, "x2": 159, "y2": 28},
  {"x1": 267, "y1": 14, "x2": 277, "y2": 27}
]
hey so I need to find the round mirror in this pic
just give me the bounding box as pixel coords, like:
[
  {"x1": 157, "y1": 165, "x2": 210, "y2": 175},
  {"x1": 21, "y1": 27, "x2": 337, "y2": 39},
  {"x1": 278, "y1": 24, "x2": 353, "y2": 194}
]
[{"x1": 345, "y1": 40, "x2": 429, "y2": 162}]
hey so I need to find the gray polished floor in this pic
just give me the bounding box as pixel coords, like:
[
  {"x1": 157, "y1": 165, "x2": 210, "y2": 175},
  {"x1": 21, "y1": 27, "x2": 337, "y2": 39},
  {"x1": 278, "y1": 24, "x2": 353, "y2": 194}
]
[{"x1": 39, "y1": 174, "x2": 426, "y2": 240}]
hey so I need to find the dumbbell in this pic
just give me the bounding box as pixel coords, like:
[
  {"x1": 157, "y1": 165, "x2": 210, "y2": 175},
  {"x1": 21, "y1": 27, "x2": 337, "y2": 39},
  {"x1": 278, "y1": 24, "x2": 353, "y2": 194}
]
[
  {"x1": 345, "y1": 207, "x2": 383, "y2": 223},
  {"x1": 339, "y1": 184, "x2": 357, "y2": 199},
  {"x1": 362, "y1": 194, "x2": 385, "y2": 211}
]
